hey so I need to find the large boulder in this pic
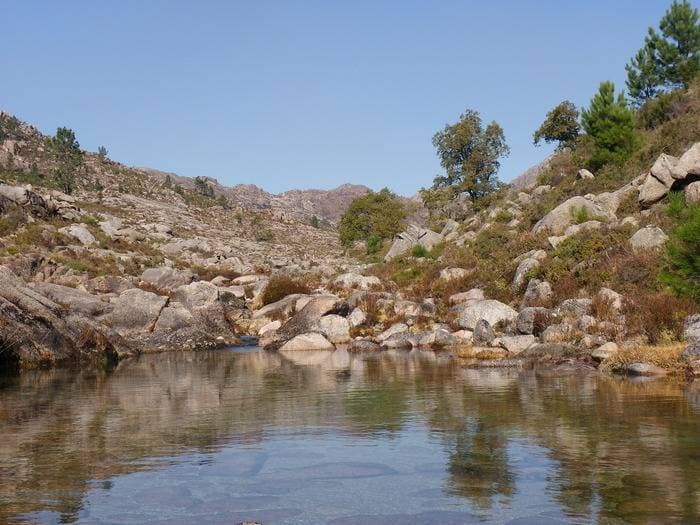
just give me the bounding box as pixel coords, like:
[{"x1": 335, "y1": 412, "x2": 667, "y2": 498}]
[
  {"x1": 30, "y1": 282, "x2": 113, "y2": 317},
  {"x1": 671, "y1": 142, "x2": 700, "y2": 179},
  {"x1": 59, "y1": 223, "x2": 96, "y2": 246},
  {"x1": 638, "y1": 173, "x2": 669, "y2": 205},
  {"x1": 316, "y1": 314, "x2": 351, "y2": 344},
  {"x1": 512, "y1": 250, "x2": 546, "y2": 291},
  {"x1": 279, "y1": 332, "x2": 334, "y2": 352},
  {"x1": 263, "y1": 295, "x2": 348, "y2": 350},
  {"x1": 141, "y1": 267, "x2": 198, "y2": 294},
  {"x1": 629, "y1": 226, "x2": 668, "y2": 252},
  {"x1": 457, "y1": 300, "x2": 518, "y2": 330},
  {"x1": 683, "y1": 314, "x2": 700, "y2": 360},
  {"x1": 533, "y1": 196, "x2": 615, "y2": 235},
  {"x1": 384, "y1": 225, "x2": 443, "y2": 261},
  {"x1": 106, "y1": 289, "x2": 168, "y2": 335},
  {"x1": 252, "y1": 293, "x2": 306, "y2": 321},
  {"x1": 0, "y1": 266, "x2": 132, "y2": 369}
]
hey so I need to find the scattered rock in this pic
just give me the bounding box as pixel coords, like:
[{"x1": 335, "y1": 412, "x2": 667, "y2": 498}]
[
  {"x1": 591, "y1": 342, "x2": 618, "y2": 361},
  {"x1": 58, "y1": 224, "x2": 96, "y2": 246},
  {"x1": 473, "y1": 319, "x2": 495, "y2": 346},
  {"x1": 334, "y1": 273, "x2": 381, "y2": 290},
  {"x1": 577, "y1": 168, "x2": 595, "y2": 180},
  {"x1": 316, "y1": 314, "x2": 351, "y2": 344},
  {"x1": 347, "y1": 307, "x2": 367, "y2": 327},
  {"x1": 439, "y1": 267, "x2": 471, "y2": 282},
  {"x1": 279, "y1": 332, "x2": 334, "y2": 352},
  {"x1": 626, "y1": 362, "x2": 668, "y2": 376},
  {"x1": 141, "y1": 267, "x2": 198, "y2": 294},
  {"x1": 629, "y1": 226, "x2": 668, "y2": 252},
  {"x1": 533, "y1": 196, "x2": 615, "y2": 235},
  {"x1": 449, "y1": 288, "x2": 485, "y2": 306},
  {"x1": 494, "y1": 335, "x2": 536, "y2": 354},
  {"x1": 457, "y1": 300, "x2": 518, "y2": 331}
]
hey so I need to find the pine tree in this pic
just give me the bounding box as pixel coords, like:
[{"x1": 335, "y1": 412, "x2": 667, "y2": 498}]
[
  {"x1": 581, "y1": 82, "x2": 638, "y2": 169},
  {"x1": 661, "y1": 203, "x2": 700, "y2": 301},
  {"x1": 626, "y1": 0, "x2": 700, "y2": 105},
  {"x1": 626, "y1": 41, "x2": 662, "y2": 105},
  {"x1": 651, "y1": 0, "x2": 700, "y2": 87}
]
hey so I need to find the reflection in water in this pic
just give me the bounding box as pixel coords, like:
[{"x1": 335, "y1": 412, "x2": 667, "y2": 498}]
[{"x1": 0, "y1": 348, "x2": 699, "y2": 524}]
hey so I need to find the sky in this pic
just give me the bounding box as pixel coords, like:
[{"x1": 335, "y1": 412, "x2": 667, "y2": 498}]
[{"x1": 1, "y1": 1, "x2": 682, "y2": 195}]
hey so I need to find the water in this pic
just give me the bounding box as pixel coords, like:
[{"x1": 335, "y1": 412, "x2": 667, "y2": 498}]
[{"x1": 1, "y1": 347, "x2": 699, "y2": 524}]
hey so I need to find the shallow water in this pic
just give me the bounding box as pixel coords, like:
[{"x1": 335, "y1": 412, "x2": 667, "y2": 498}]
[{"x1": 1, "y1": 347, "x2": 699, "y2": 524}]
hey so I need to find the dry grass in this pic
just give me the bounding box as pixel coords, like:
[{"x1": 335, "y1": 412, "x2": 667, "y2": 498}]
[{"x1": 602, "y1": 344, "x2": 687, "y2": 373}]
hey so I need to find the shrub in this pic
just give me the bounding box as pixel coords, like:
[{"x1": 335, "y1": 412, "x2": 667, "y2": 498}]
[
  {"x1": 661, "y1": 202, "x2": 700, "y2": 301},
  {"x1": 411, "y1": 245, "x2": 429, "y2": 258},
  {"x1": 569, "y1": 205, "x2": 590, "y2": 224},
  {"x1": 260, "y1": 275, "x2": 311, "y2": 306},
  {"x1": 366, "y1": 234, "x2": 383, "y2": 254},
  {"x1": 623, "y1": 291, "x2": 696, "y2": 344},
  {"x1": 338, "y1": 188, "x2": 406, "y2": 247}
]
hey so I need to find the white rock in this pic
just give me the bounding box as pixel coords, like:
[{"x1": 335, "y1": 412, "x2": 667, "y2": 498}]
[
  {"x1": 279, "y1": 332, "x2": 334, "y2": 352},
  {"x1": 316, "y1": 314, "x2": 351, "y2": 344},
  {"x1": 59, "y1": 223, "x2": 96, "y2": 246},
  {"x1": 629, "y1": 226, "x2": 668, "y2": 252},
  {"x1": 457, "y1": 300, "x2": 518, "y2": 330}
]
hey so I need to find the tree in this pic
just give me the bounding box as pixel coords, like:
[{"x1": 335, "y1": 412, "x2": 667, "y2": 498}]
[
  {"x1": 193, "y1": 176, "x2": 214, "y2": 197},
  {"x1": 626, "y1": 1, "x2": 700, "y2": 105},
  {"x1": 338, "y1": 188, "x2": 406, "y2": 247},
  {"x1": 431, "y1": 109, "x2": 509, "y2": 203},
  {"x1": 48, "y1": 127, "x2": 83, "y2": 193},
  {"x1": 652, "y1": 0, "x2": 700, "y2": 87},
  {"x1": 532, "y1": 101, "x2": 580, "y2": 150},
  {"x1": 97, "y1": 146, "x2": 108, "y2": 160},
  {"x1": 310, "y1": 215, "x2": 320, "y2": 228},
  {"x1": 581, "y1": 82, "x2": 638, "y2": 169},
  {"x1": 626, "y1": 43, "x2": 663, "y2": 105},
  {"x1": 661, "y1": 201, "x2": 700, "y2": 301}
]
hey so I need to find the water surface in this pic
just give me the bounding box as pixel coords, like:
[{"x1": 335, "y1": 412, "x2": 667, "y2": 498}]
[{"x1": 1, "y1": 348, "x2": 699, "y2": 524}]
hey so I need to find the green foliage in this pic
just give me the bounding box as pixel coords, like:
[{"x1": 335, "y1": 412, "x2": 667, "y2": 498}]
[
  {"x1": 627, "y1": 1, "x2": 700, "y2": 104},
  {"x1": 636, "y1": 88, "x2": 690, "y2": 128},
  {"x1": 193, "y1": 176, "x2": 214, "y2": 197},
  {"x1": 97, "y1": 146, "x2": 108, "y2": 160},
  {"x1": 47, "y1": 127, "x2": 83, "y2": 194},
  {"x1": 216, "y1": 194, "x2": 229, "y2": 208},
  {"x1": 411, "y1": 244, "x2": 429, "y2": 258},
  {"x1": 366, "y1": 234, "x2": 383, "y2": 254},
  {"x1": 260, "y1": 275, "x2": 311, "y2": 306},
  {"x1": 310, "y1": 215, "x2": 320, "y2": 228},
  {"x1": 254, "y1": 228, "x2": 274, "y2": 242},
  {"x1": 569, "y1": 205, "x2": 590, "y2": 224},
  {"x1": 661, "y1": 202, "x2": 700, "y2": 301},
  {"x1": 581, "y1": 82, "x2": 639, "y2": 169},
  {"x1": 432, "y1": 109, "x2": 509, "y2": 202},
  {"x1": 0, "y1": 113, "x2": 22, "y2": 142},
  {"x1": 533, "y1": 100, "x2": 580, "y2": 150},
  {"x1": 338, "y1": 188, "x2": 407, "y2": 247},
  {"x1": 665, "y1": 190, "x2": 686, "y2": 218}
]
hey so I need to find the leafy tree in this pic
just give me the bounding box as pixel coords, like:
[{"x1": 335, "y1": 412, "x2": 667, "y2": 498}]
[
  {"x1": 581, "y1": 82, "x2": 639, "y2": 169},
  {"x1": 626, "y1": 1, "x2": 700, "y2": 105},
  {"x1": 532, "y1": 100, "x2": 580, "y2": 150},
  {"x1": 661, "y1": 201, "x2": 700, "y2": 301},
  {"x1": 48, "y1": 127, "x2": 83, "y2": 193},
  {"x1": 338, "y1": 188, "x2": 406, "y2": 247},
  {"x1": 431, "y1": 109, "x2": 509, "y2": 202},
  {"x1": 193, "y1": 176, "x2": 214, "y2": 197}
]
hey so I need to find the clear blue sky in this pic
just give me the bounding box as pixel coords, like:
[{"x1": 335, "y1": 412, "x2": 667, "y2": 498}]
[{"x1": 2, "y1": 1, "x2": 679, "y2": 195}]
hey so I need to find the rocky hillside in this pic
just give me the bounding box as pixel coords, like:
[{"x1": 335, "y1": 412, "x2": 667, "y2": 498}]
[{"x1": 136, "y1": 166, "x2": 370, "y2": 223}]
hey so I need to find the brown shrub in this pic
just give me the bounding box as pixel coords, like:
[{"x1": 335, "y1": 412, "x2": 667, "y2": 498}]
[
  {"x1": 623, "y1": 292, "x2": 697, "y2": 345},
  {"x1": 603, "y1": 344, "x2": 687, "y2": 373},
  {"x1": 260, "y1": 275, "x2": 311, "y2": 306}
]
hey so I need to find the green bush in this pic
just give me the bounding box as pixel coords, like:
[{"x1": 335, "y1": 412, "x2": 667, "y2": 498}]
[
  {"x1": 260, "y1": 275, "x2": 311, "y2": 306},
  {"x1": 411, "y1": 244, "x2": 429, "y2": 258},
  {"x1": 338, "y1": 188, "x2": 406, "y2": 247},
  {"x1": 661, "y1": 202, "x2": 700, "y2": 301},
  {"x1": 366, "y1": 234, "x2": 383, "y2": 254}
]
